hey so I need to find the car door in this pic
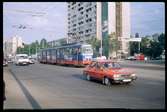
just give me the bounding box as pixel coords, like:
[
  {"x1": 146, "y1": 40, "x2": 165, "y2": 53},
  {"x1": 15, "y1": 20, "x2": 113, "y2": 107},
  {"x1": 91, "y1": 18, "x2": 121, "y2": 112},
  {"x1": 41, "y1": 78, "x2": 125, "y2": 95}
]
[
  {"x1": 87, "y1": 62, "x2": 96, "y2": 78},
  {"x1": 94, "y1": 62, "x2": 104, "y2": 80},
  {"x1": 89, "y1": 62, "x2": 101, "y2": 79}
]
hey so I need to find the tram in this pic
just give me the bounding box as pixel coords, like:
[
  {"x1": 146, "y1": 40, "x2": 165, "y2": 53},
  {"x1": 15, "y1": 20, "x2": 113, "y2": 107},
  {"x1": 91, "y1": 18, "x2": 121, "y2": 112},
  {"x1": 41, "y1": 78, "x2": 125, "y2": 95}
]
[{"x1": 38, "y1": 43, "x2": 93, "y2": 66}]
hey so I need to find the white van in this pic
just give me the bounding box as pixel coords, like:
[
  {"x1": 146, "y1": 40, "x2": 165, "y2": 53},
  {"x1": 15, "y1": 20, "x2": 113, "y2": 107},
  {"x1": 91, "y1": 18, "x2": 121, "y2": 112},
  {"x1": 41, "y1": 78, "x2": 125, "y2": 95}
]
[{"x1": 14, "y1": 54, "x2": 30, "y2": 65}]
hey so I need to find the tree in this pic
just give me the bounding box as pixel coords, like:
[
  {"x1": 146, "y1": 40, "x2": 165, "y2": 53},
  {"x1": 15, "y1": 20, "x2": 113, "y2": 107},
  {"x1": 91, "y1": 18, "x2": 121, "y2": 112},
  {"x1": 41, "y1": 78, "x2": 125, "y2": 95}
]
[
  {"x1": 140, "y1": 37, "x2": 151, "y2": 57},
  {"x1": 35, "y1": 40, "x2": 39, "y2": 54},
  {"x1": 129, "y1": 42, "x2": 139, "y2": 56},
  {"x1": 149, "y1": 40, "x2": 162, "y2": 59},
  {"x1": 158, "y1": 33, "x2": 165, "y2": 50},
  {"x1": 16, "y1": 47, "x2": 22, "y2": 54},
  {"x1": 140, "y1": 33, "x2": 164, "y2": 59},
  {"x1": 86, "y1": 37, "x2": 100, "y2": 57},
  {"x1": 40, "y1": 38, "x2": 47, "y2": 49}
]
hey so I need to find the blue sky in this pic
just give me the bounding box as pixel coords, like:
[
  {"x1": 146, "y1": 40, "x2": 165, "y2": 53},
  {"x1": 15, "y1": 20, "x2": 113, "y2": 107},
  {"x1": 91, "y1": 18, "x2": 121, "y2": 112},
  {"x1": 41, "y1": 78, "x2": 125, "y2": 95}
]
[{"x1": 3, "y1": 2, "x2": 165, "y2": 44}]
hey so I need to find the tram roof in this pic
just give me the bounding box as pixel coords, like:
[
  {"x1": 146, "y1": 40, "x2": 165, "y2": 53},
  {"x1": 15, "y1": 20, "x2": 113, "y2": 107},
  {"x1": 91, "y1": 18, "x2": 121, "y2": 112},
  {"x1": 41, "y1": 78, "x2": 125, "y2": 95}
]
[{"x1": 40, "y1": 43, "x2": 91, "y2": 51}]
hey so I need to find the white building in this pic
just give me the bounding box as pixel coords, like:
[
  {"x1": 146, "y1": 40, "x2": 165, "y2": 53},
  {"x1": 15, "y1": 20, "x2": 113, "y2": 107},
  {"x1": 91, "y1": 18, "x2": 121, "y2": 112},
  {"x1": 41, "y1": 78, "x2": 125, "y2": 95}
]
[
  {"x1": 67, "y1": 2, "x2": 131, "y2": 56},
  {"x1": 3, "y1": 35, "x2": 24, "y2": 57}
]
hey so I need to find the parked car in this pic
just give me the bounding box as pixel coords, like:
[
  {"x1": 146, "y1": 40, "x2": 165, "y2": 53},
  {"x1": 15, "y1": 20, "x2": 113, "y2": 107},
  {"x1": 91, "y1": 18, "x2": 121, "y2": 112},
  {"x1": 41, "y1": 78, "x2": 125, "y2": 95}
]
[
  {"x1": 83, "y1": 60, "x2": 137, "y2": 86},
  {"x1": 3, "y1": 59, "x2": 8, "y2": 67}
]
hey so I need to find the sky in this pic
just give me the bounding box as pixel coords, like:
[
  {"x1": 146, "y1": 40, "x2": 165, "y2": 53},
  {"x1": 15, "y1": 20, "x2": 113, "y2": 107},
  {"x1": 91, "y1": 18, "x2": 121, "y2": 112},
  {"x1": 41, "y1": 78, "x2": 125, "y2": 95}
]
[{"x1": 3, "y1": 2, "x2": 165, "y2": 44}]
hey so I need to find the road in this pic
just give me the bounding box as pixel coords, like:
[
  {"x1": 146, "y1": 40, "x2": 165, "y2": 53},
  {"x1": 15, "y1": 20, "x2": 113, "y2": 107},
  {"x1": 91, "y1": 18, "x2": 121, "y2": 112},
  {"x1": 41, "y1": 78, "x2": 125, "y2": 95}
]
[{"x1": 3, "y1": 62, "x2": 165, "y2": 109}]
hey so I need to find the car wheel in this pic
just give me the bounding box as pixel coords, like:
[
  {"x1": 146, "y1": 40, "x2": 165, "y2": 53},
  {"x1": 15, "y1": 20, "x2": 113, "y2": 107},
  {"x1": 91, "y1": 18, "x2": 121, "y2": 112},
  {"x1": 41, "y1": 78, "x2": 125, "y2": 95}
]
[
  {"x1": 103, "y1": 77, "x2": 111, "y2": 86},
  {"x1": 86, "y1": 74, "x2": 91, "y2": 81}
]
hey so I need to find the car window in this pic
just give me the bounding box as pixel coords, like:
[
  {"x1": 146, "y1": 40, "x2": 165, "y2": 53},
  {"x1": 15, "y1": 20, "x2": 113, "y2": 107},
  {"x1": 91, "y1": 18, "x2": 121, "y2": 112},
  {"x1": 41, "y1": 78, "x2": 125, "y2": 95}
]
[{"x1": 103, "y1": 62, "x2": 121, "y2": 69}]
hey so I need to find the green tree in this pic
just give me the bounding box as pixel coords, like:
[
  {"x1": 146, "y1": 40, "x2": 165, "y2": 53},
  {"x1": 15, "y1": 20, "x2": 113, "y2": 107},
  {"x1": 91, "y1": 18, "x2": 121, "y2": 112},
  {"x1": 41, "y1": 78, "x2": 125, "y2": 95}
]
[
  {"x1": 40, "y1": 38, "x2": 47, "y2": 49},
  {"x1": 129, "y1": 42, "x2": 139, "y2": 56},
  {"x1": 16, "y1": 47, "x2": 22, "y2": 54},
  {"x1": 149, "y1": 40, "x2": 162, "y2": 58},
  {"x1": 140, "y1": 37, "x2": 151, "y2": 57},
  {"x1": 158, "y1": 33, "x2": 165, "y2": 50},
  {"x1": 86, "y1": 37, "x2": 101, "y2": 57},
  {"x1": 35, "y1": 40, "x2": 40, "y2": 54}
]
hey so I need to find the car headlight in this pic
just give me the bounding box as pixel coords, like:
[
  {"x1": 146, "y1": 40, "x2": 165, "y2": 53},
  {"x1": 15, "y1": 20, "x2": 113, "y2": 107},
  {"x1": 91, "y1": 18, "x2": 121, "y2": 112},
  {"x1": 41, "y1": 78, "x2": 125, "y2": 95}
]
[
  {"x1": 113, "y1": 74, "x2": 120, "y2": 78},
  {"x1": 131, "y1": 74, "x2": 136, "y2": 77}
]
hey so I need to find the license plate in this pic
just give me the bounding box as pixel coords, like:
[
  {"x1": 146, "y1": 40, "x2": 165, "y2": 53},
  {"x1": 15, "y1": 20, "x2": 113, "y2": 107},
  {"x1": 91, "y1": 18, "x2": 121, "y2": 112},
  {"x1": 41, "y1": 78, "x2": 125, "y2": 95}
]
[{"x1": 123, "y1": 79, "x2": 132, "y2": 82}]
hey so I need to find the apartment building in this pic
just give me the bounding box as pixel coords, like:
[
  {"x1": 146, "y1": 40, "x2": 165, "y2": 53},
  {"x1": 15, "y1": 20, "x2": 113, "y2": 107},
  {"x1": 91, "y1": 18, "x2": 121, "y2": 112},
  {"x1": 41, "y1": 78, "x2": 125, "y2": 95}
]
[{"x1": 67, "y1": 2, "x2": 130, "y2": 56}]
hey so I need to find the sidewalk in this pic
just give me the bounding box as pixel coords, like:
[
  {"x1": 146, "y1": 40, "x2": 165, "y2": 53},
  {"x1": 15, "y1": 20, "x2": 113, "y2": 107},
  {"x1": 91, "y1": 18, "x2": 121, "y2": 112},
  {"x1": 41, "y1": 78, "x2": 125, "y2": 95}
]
[{"x1": 3, "y1": 67, "x2": 32, "y2": 109}]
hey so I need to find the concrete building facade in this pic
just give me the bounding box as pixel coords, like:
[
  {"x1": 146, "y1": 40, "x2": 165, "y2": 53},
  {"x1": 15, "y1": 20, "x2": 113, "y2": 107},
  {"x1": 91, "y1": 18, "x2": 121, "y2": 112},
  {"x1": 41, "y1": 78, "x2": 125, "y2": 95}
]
[
  {"x1": 67, "y1": 2, "x2": 131, "y2": 56},
  {"x1": 3, "y1": 35, "x2": 24, "y2": 57}
]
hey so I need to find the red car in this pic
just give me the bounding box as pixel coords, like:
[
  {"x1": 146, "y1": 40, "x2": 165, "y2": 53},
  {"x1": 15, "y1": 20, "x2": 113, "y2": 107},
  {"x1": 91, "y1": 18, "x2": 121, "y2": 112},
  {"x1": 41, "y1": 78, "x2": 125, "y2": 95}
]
[{"x1": 83, "y1": 60, "x2": 137, "y2": 86}]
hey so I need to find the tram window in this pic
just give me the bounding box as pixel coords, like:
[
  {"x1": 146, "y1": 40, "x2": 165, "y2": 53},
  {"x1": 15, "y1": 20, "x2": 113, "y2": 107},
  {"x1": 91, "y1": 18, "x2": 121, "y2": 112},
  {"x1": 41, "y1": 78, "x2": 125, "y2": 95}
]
[
  {"x1": 72, "y1": 48, "x2": 75, "y2": 55},
  {"x1": 78, "y1": 48, "x2": 81, "y2": 54},
  {"x1": 69, "y1": 48, "x2": 72, "y2": 55}
]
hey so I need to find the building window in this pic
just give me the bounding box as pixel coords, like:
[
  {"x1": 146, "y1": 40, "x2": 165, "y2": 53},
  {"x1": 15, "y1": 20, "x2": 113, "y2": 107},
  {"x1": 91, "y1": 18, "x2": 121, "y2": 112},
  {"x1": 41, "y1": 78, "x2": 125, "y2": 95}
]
[
  {"x1": 73, "y1": 24, "x2": 76, "y2": 27},
  {"x1": 73, "y1": 15, "x2": 76, "y2": 18},
  {"x1": 78, "y1": 7, "x2": 83, "y2": 11},
  {"x1": 86, "y1": 8, "x2": 92, "y2": 12},
  {"x1": 78, "y1": 21, "x2": 84, "y2": 25},
  {"x1": 72, "y1": 2, "x2": 76, "y2": 5}
]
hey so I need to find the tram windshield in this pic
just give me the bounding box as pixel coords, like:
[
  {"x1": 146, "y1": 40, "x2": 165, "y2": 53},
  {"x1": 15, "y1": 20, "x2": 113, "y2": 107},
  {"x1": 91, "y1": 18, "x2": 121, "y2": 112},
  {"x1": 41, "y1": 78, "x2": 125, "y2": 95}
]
[{"x1": 82, "y1": 46, "x2": 93, "y2": 54}]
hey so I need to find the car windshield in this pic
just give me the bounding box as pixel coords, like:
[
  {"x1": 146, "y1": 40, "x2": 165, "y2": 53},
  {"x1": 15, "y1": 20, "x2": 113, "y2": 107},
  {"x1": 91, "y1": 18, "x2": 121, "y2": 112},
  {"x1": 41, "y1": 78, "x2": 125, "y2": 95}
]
[
  {"x1": 103, "y1": 62, "x2": 121, "y2": 69},
  {"x1": 19, "y1": 56, "x2": 28, "y2": 59}
]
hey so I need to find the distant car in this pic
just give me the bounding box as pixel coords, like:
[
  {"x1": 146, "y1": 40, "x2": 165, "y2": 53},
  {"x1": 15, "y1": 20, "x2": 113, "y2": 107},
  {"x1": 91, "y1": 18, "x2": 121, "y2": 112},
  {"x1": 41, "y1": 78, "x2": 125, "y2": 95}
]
[
  {"x1": 3, "y1": 59, "x2": 8, "y2": 67},
  {"x1": 14, "y1": 54, "x2": 30, "y2": 66},
  {"x1": 125, "y1": 56, "x2": 136, "y2": 60},
  {"x1": 83, "y1": 60, "x2": 137, "y2": 86},
  {"x1": 7, "y1": 59, "x2": 13, "y2": 63}
]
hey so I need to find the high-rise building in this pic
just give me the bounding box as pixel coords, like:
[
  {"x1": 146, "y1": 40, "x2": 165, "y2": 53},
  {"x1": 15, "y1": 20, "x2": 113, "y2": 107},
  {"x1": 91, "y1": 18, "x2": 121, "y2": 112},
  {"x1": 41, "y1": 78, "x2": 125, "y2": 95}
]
[
  {"x1": 4, "y1": 35, "x2": 24, "y2": 57},
  {"x1": 67, "y1": 2, "x2": 130, "y2": 56}
]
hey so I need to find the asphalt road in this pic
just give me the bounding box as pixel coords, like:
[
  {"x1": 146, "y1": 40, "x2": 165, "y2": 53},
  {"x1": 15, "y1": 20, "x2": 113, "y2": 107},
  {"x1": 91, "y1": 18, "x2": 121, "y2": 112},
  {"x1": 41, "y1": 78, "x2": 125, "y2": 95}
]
[{"x1": 4, "y1": 62, "x2": 165, "y2": 109}]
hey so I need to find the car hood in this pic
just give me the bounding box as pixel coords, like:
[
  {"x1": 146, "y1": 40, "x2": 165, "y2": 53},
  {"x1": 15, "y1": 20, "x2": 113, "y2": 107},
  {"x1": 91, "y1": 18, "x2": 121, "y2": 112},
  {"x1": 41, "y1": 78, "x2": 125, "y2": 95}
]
[
  {"x1": 18, "y1": 59, "x2": 29, "y2": 62},
  {"x1": 106, "y1": 68, "x2": 134, "y2": 75}
]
